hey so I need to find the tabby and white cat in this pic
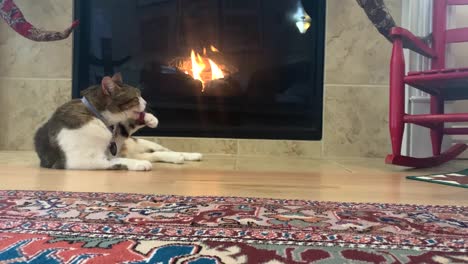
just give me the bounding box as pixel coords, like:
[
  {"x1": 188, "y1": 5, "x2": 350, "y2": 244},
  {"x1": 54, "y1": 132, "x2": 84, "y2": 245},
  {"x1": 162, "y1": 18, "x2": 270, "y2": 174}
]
[{"x1": 34, "y1": 73, "x2": 202, "y2": 171}]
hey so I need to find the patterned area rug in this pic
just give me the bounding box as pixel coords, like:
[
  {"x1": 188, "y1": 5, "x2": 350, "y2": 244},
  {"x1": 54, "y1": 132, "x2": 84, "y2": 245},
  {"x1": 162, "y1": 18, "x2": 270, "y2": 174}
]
[
  {"x1": 407, "y1": 169, "x2": 468, "y2": 188},
  {"x1": 0, "y1": 191, "x2": 466, "y2": 263}
]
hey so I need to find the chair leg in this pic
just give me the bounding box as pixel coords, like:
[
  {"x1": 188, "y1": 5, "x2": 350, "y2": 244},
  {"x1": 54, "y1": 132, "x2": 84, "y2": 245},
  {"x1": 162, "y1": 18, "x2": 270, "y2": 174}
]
[
  {"x1": 389, "y1": 39, "x2": 405, "y2": 156},
  {"x1": 430, "y1": 96, "x2": 444, "y2": 155},
  {"x1": 389, "y1": 83, "x2": 405, "y2": 156}
]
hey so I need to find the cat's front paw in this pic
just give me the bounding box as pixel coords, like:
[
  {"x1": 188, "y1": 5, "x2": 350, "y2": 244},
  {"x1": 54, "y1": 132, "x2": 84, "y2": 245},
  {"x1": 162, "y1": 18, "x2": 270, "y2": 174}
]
[
  {"x1": 183, "y1": 153, "x2": 203, "y2": 161},
  {"x1": 144, "y1": 113, "x2": 159, "y2": 128},
  {"x1": 127, "y1": 160, "x2": 153, "y2": 171}
]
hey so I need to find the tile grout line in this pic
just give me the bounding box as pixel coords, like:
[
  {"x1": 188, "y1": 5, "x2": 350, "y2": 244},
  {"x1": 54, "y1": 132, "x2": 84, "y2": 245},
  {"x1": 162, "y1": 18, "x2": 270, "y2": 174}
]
[{"x1": 0, "y1": 77, "x2": 72, "y2": 81}]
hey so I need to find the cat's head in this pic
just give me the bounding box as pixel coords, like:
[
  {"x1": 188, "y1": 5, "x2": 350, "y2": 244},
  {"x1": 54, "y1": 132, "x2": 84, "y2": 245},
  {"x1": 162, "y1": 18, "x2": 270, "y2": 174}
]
[{"x1": 81, "y1": 73, "x2": 146, "y2": 123}]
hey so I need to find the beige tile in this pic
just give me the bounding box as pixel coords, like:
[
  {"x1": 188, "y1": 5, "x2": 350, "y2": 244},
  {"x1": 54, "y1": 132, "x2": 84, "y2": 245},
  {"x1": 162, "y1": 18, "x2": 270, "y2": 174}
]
[
  {"x1": 190, "y1": 138, "x2": 238, "y2": 155},
  {"x1": 140, "y1": 137, "x2": 238, "y2": 154},
  {"x1": 141, "y1": 137, "x2": 322, "y2": 157},
  {"x1": 0, "y1": 0, "x2": 73, "y2": 78},
  {"x1": 323, "y1": 85, "x2": 390, "y2": 158},
  {"x1": 141, "y1": 137, "x2": 194, "y2": 152},
  {"x1": 325, "y1": 0, "x2": 401, "y2": 85},
  {"x1": 0, "y1": 151, "x2": 38, "y2": 166},
  {"x1": 238, "y1": 139, "x2": 322, "y2": 158},
  {"x1": 0, "y1": 78, "x2": 71, "y2": 150}
]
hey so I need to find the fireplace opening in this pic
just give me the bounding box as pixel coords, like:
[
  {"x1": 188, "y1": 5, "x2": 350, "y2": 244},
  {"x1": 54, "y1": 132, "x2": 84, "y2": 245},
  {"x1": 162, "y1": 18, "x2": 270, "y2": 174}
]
[{"x1": 73, "y1": 0, "x2": 325, "y2": 140}]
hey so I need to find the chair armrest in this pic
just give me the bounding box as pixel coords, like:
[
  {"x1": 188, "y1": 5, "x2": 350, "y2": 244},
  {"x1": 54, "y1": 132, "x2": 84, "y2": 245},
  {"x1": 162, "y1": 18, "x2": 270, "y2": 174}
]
[{"x1": 390, "y1": 27, "x2": 436, "y2": 58}]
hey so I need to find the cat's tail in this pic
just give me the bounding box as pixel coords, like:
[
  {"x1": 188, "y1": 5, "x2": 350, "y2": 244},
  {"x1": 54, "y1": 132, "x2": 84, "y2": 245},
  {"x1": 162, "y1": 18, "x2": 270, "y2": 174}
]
[{"x1": 34, "y1": 123, "x2": 59, "y2": 169}]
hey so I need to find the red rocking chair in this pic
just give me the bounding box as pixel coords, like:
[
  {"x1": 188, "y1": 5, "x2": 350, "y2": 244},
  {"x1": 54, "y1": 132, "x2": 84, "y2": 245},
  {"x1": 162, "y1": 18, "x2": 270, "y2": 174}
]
[{"x1": 386, "y1": 0, "x2": 468, "y2": 168}]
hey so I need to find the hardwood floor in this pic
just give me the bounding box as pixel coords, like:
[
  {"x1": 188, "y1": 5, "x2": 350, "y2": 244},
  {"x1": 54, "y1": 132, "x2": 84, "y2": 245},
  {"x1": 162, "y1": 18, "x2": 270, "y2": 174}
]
[{"x1": 0, "y1": 151, "x2": 467, "y2": 206}]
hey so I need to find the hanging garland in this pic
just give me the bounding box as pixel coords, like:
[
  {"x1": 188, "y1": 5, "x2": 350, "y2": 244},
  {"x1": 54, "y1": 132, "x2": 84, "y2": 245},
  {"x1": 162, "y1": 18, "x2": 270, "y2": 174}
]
[
  {"x1": 356, "y1": 0, "x2": 431, "y2": 46},
  {"x1": 0, "y1": 0, "x2": 78, "y2": 42},
  {"x1": 1, "y1": 0, "x2": 429, "y2": 46},
  {"x1": 356, "y1": 0, "x2": 396, "y2": 42}
]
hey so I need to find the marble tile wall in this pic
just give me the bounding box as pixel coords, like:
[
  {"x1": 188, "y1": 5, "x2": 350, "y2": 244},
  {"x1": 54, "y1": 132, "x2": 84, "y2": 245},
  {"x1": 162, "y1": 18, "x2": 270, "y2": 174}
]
[
  {"x1": 322, "y1": 0, "x2": 400, "y2": 157},
  {"x1": 0, "y1": 0, "x2": 73, "y2": 78},
  {"x1": 0, "y1": 0, "x2": 401, "y2": 157},
  {"x1": 323, "y1": 85, "x2": 390, "y2": 157},
  {"x1": 0, "y1": 79, "x2": 71, "y2": 150},
  {"x1": 0, "y1": 0, "x2": 73, "y2": 150}
]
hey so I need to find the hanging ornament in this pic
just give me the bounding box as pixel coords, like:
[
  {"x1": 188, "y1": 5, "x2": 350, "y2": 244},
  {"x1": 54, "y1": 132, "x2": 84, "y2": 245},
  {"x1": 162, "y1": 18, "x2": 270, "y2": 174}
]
[{"x1": 292, "y1": 1, "x2": 311, "y2": 34}]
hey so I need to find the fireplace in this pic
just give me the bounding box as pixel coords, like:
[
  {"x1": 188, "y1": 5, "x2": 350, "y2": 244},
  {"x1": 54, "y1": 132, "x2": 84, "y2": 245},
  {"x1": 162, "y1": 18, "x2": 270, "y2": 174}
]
[{"x1": 73, "y1": 0, "x2": 325, "y2": 140}]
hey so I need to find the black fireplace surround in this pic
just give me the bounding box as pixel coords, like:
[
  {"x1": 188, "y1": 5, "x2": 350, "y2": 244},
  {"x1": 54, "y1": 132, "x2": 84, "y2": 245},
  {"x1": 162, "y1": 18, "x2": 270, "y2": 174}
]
[{"x1": 72, "y1": 0, "x2": 325, "y2": 140}]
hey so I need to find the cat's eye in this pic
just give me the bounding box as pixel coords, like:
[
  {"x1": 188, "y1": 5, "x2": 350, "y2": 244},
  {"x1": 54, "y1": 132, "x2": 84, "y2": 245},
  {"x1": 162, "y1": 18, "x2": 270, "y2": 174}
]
[{"x1": 119, "y1": 97, "x2": 139, "y2": 109}]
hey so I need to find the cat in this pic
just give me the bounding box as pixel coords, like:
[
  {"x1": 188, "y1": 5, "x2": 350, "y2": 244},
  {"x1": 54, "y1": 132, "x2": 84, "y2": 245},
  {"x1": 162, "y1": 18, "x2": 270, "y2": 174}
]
[{"x1": 34, "y1": 73, "x2": 202, "y2": 171}]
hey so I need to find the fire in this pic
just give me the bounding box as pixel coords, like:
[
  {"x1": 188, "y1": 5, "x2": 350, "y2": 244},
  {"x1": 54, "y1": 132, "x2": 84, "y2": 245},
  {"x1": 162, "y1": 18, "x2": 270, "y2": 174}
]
[
  {"x1": 190, "y1": 50, "x2": 206, "y2": 86},
  {"x1": 210, "y1": 45, "x2": 219, "y2": 52},
  {"x1": 208, "y1": 59, "x2": 224, "y2": 80},
  {"x1": 187, "y1": 45, "x2": 226, "y2": 91}
]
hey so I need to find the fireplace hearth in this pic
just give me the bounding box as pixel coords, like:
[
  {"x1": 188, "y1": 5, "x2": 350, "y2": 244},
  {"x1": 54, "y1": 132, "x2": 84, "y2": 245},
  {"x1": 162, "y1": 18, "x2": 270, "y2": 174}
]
[{"x1": 73, "y1": 0, "x2": 325, "y2": 140}]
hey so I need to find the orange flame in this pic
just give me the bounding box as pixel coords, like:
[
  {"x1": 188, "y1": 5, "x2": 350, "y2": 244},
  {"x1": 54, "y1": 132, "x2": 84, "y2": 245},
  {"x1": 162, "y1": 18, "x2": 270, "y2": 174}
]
[
  {"x1": 208, "y1": 59, "x2": 224, "y2": 80},
  {"x1": 210, "y1": 45, "x2": 220, "y2": 52},
  {"x1": 190, "y1": 49, "x2": 205, "y2": 86},
  {"x1": 188, "y1": 46, "x2": 226, "y2": 91}
]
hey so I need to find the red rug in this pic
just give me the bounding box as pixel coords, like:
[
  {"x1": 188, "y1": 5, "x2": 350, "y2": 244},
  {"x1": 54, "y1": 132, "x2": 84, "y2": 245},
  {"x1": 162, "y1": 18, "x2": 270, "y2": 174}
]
[{"x1": 0, "y1": 191, "x2": 466, "y2": 263}]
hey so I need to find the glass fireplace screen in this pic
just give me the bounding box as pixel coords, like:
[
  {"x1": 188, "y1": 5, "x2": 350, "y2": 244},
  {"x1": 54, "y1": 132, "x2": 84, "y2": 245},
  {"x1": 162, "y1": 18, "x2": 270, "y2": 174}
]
[{"x1": 73, "y1": 0, "x2": 325, "y2": 140}]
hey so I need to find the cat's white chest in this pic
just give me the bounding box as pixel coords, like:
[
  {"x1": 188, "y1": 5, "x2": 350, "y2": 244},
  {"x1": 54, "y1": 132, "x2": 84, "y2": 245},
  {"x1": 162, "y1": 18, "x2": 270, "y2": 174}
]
[{"x1": 57, "y1": 118, "x2": 114, "y2": 168}]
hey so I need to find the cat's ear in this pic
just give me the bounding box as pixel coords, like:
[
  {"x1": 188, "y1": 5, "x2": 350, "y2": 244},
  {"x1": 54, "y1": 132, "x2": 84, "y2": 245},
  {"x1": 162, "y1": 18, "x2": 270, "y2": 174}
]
[
  {"x1": 101, "y1": 76, "x2": 115, "y2": 96},
  {"x1": 112, "y1": 72, "x2": 123, "y2": 83}
]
